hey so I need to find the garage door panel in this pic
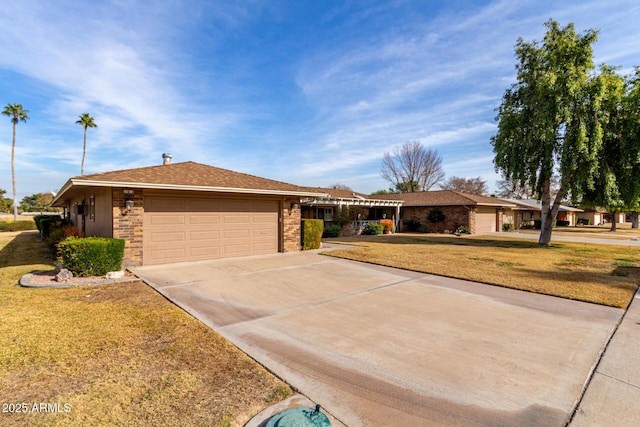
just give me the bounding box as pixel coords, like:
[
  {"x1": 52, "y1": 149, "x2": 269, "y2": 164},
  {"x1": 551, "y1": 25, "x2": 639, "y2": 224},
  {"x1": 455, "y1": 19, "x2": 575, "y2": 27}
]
[
  {"x1": 149, "y1": 215, "x2": 185, "y2": 226},
  {"x1": 189, "y1": 230, "x2": 221, "y2": 241},
  {"x1": 149, "y1": 247, "x2": 187, "y2": 261},
  {"x1": 149, "y1": 231, "x2": 186, "y2": 243},
  {"x1": 253, "y1": 213, "x2": 277, "y2": 223},
  {"x1": 224, "y1": 214, "x2": 251, "y2": 224},
  {"x1": 190, "y1": 246, "x2": 221, "y2": 258},
  {"x1": 188, "y1": 214, "x2": 221, "y2": 225},
  {"x1": 144, "y1": 196, "x2": 280, "y2": 265}
]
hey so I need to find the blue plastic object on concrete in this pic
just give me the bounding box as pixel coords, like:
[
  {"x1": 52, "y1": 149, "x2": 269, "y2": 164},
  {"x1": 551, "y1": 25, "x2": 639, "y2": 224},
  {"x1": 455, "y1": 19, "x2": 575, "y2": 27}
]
[{"x1": 265, "y1": 404, "x2": 331, "y2": 427}]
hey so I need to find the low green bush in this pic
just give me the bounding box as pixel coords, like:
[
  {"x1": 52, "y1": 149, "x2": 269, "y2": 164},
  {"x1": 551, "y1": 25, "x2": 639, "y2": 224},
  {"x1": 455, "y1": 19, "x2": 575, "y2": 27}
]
[
  {"x1": 40, "y1": 216, "x2": 65, "y2": 238},
  {"x1": 322, "y1": 224, "x2": 342, "y2": 238},
  {"x1": 556, "y1": 220, "x2": 570, "y2": 226},
  {"x1": 0, "y1": 220, "x2": 37, "y2": 232},
  {"x1": 362, "y1": 223, "x2": 384, "y2": 235},
  {"x1": 577, "y1": 218, "x2": 590, "y2": 226},
  {"x1": 302, "y1": 219, "x2": 323, "y2": 250},
  {"x1": 58, "y1": 237, "x2": 125, "y2": 277},
  {"x1": 34, "y1": 215, "x2": 62, "y2": 233},
  {"x1": 455, "y1": 225, "x2": 470, "y2": 234},
  {"x1": 502, "y1": 222, "x2": 514, "y2": 232}
]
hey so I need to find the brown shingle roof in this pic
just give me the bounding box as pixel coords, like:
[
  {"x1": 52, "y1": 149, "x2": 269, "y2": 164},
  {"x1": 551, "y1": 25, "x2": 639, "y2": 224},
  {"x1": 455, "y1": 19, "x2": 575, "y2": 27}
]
[
  {"x1": 369, "y1": 190, "x2": 516, "y2": 207},
  {"x1": 53, "y1": 162, "x2": 327, "y2": 205}
]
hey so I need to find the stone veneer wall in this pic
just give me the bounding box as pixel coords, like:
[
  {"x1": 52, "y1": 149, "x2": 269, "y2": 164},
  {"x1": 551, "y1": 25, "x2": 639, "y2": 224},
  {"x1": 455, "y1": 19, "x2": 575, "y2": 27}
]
[
  {"x1": 401, "y1": 206, "x2": 475, "y2": 233},
  {"x1": 282, "y1": 197, "x2": 302, "y2": 252},
  {"x1": 112, "y1": 188, "x2": 144, "y2": 267}
]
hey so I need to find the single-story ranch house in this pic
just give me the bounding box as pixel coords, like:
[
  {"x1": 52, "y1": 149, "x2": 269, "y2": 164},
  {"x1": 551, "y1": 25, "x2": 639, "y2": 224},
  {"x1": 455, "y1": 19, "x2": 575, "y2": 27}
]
[
  {"x1": 369, "y1": 191, "x2": 517, "y2": 233},
  {"x1": 51, "y1": 159, "x2": 328, "y2": 266},
  {"x1": 505, "y1": 199, "x2": 583, "y2": 228},
  {"x1": 53, "y1": 158, "x2": 601, "y2": 267}
]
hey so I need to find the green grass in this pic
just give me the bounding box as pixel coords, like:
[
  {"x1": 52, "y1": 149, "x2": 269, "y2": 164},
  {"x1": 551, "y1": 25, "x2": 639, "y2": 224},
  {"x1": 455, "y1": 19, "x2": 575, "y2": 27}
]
[{"x1": 0, "y1": 231, "x2": 291, "y2": 427}]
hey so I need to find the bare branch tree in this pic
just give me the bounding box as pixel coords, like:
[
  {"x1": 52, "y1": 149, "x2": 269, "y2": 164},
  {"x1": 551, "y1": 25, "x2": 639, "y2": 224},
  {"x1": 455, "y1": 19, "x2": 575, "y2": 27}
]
[
  {"x1": 381, "y1": 141, "x2": 444, "y2": 192},
  {"x1": 440, "y1": 176, "x2": 488, "y2": 195}
]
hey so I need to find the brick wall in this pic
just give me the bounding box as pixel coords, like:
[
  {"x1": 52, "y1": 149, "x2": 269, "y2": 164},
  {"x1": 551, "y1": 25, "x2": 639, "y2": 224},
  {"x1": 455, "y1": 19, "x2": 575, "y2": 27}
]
[
  {"x1": 282, "y1": 197, "x2": 301, "y2": 252},
  {"x1": 400, "y1": 206, "x2": 474, "y2": 233},
  {"x1": 112, "y1": 188, "x2": 144, "y2": 267}
]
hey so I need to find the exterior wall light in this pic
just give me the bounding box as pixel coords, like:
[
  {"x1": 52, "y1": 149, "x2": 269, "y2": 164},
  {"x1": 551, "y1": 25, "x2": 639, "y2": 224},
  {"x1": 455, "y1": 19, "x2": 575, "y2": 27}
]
[{"x1": 125, "y1": 200, "x2": 134, "y2": 212}]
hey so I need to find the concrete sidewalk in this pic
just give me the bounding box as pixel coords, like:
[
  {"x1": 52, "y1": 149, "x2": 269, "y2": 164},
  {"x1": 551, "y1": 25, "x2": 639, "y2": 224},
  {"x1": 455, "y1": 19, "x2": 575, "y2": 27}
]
[{"x1": 569, "y1": 288, "x2": 640, "y2": 426}]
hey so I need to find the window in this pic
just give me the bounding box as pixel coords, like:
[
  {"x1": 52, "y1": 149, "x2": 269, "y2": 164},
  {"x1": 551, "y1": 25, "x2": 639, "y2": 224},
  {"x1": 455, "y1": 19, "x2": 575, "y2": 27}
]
[
  {"x1": 317, "y1": 207, "x2": 333, "y2": 222},
  {"x1": 89, "y1": 196, "x2": 95, "y2": 221}
]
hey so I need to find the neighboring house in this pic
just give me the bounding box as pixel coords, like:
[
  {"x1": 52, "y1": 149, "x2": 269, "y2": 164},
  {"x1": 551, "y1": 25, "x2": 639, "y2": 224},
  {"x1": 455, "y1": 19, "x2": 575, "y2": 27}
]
[
  {"x1": 579, "y1": 208, "x2": 626, "y2": 226},
  {"x1": 370, "y1": 191, "x2": 516, "y2": 234},
  {"x1": 301, "y1": 188, "x2": 403, "y2": 229},
  {"x1": 51, "y1": 158, "x2": 327, "y2": 266},
  {"x1": 505, "y1": 199, "x2": 583, "y2": 228}
]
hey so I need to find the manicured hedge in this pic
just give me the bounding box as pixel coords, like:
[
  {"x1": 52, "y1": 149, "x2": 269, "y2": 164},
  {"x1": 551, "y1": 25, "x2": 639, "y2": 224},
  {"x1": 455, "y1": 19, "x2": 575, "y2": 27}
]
[
  {"x1": 362, "y1": 223, "x2": 384, "y2": 235},
  {"x1": 322, "y1": 224, "x2": 342, "y2": 238},
  {"x1": 0, "y1": 220, "x2": 37, "y2": 232},
  {"x1": 58, "y1": 237, "x2": 125, "y2": 277},
  {"x1": 302, "y1": 219, "x2": 323, "y2": 250},
  {"x1": 34, "y1": 214, "x2": 62, "y2": 233}
]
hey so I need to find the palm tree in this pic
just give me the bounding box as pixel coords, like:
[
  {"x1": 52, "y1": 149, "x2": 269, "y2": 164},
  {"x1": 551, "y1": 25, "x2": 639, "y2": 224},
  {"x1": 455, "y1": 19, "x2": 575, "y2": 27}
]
[
  {"x1": 2, "y1": 103, "x2": 29, "y2": 221},
  {"x1": 76, "y1": 113, "x2": 97, "y2": 175}
]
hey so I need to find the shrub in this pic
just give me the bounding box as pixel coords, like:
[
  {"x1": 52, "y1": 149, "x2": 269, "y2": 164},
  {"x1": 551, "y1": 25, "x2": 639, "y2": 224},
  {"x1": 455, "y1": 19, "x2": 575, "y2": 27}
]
[
  {"x1": 362, "y1": 223, "x2": 384, "y2": 235},
  {"x1": 379, "y1": 219, "x2": 394, "y2": 234},
  {"x1": 455, "y1": 225, "x2": 470, "y2": 234},
  {"x1": 428, "y1": 209, "x2": 446, "y2": 232},
  {"x1": 556, "y1": 220, "x2": 570, "y2": 227},
  {"x1": 322, "y1": 224, "x2": 342, "y2": 238},
  {"x1": 44, "y1": 225, "x2": 82, "y2": 255},
  {"x1": 40, "y1": 216, "x2": 65, "y2": 238},
  {"x1": 0, "y1": 220, "x2": 37, "y2": 232},
  {"x1": 404, "y1": 218, "x2": 421, "y2": 232},
  {"x1": 58, "y1": 237, "x2": 125, "y2": 277},
  {"x1": 302, "y1": 219, "x2": 323, "y2": 250},
  {"x1": 502, "y1": 222, "x2": 514, "y2": 232},
  {"x1": 577, "y1": 218, "x2": 590, "y2": 226},
  {"x1": 34, "y1": 214, "x2": 62, "y2": 233}
]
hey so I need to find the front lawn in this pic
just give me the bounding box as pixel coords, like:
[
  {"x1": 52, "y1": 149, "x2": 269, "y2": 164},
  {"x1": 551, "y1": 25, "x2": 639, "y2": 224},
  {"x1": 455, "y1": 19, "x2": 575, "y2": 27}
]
[
  {"x1": 325, "y1": 234, "x2": 640, "y2": 309},
  {"x1": 0, "y1": 231, "x2": 291, "y2": 427}
]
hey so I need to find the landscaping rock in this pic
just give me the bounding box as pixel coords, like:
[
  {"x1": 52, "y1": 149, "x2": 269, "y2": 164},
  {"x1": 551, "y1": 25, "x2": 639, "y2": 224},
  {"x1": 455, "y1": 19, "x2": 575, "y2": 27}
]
[
  {"x1": 106, "y1": 271, "x2": 125, "y2": 279},
  {"x1": 55, "y1": 268, "x2": 73, "y2": 282}
]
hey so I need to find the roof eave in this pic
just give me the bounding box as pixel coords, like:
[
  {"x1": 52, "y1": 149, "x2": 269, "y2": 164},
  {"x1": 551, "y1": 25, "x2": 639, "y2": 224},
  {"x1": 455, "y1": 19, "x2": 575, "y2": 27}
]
[{"x1": 51, "y1": 179, "x2": 328, "y2": 205}]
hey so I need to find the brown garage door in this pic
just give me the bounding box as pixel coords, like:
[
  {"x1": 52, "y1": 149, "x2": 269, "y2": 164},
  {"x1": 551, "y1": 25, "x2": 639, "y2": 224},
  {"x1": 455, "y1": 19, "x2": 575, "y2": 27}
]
[
  {"x1": 143, "y1": 195, "x2": 279, "y2": 265},
  {"x1": 475, "y1": 207, "x2": 497, "y2": 233}
]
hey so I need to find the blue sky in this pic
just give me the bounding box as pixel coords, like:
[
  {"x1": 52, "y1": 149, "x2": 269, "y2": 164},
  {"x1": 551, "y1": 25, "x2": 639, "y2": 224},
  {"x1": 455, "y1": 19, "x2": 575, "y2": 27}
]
[{"x1": 1, "y1": 0, "x2": 639, "y2": 200}]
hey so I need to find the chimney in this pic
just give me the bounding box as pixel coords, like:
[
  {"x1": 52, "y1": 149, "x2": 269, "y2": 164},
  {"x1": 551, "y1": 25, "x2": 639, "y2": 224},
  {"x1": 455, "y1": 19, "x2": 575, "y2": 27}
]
[{"x1": 162, "y1": 153, "x2": 172, "y2": 165}]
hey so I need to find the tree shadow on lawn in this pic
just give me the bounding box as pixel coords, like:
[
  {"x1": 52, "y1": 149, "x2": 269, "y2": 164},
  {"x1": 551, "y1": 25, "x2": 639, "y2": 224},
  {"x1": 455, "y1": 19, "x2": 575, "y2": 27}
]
[
  {"x1": 0, "y1": 231, "x2": 53, "y2": 268},
  {"x1": 333, "y1": 234, "x2": 550, "y2": 250}
]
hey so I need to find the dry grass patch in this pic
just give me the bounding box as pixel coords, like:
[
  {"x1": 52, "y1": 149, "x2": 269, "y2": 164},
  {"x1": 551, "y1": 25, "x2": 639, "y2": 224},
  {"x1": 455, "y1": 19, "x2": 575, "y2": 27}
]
[
  {"x1": 326, "y1": 234, "x2": 639, "y2": 309},
  {"x1": 0, "y1": 232, "x2": 291, "y2": 427}
]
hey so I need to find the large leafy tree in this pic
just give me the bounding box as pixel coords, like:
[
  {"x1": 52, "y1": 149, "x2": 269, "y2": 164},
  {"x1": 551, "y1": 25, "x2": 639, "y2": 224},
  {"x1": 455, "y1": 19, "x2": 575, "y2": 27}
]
[
  {"x1": 76, "y1": 113, "x2": 97, "y2": 175},
  {"x1": 2, "y1": 103, "x2": 29, "y2": 221},
  {"x1": 381, "y1": 141, "x2": 444, "y2": 192},
  {"x1": 19, "y1": 192, "x2": 57, "y2": 213},
  {"x1": 581, "y1": 67, "x2": 640, "y2": 230},
  {"x1": 492, "y1": 20, "x2": 605, "y2": 245},
  {"x1": 0, "y1": 188, "x2": 13, "y2": 213}
]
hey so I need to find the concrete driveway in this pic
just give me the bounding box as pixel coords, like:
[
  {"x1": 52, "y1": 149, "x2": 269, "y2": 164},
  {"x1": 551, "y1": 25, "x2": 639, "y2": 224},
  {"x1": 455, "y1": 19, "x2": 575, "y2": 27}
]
[{"x1": 131, "y1": 249, "x2": 622, "y2": 426}]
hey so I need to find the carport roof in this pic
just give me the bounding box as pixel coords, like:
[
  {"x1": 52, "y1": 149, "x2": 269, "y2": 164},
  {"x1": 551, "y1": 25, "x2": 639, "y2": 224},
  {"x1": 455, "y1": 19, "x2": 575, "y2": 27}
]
[{"x1": 52, "y1": 161, "x2": 328, "y2": 205}]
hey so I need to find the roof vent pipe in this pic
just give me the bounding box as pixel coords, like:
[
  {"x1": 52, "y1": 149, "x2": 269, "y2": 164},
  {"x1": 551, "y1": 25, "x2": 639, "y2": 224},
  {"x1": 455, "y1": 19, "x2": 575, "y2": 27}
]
[{"x1": 162, "y1": 153, "x2": 172, "y2": 165}]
